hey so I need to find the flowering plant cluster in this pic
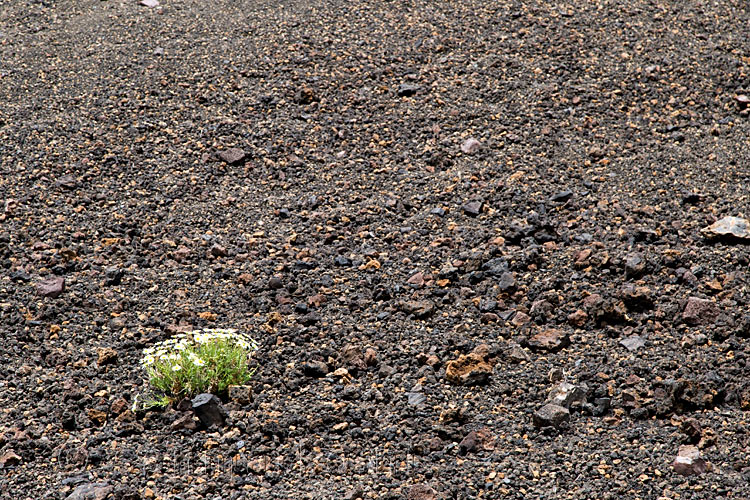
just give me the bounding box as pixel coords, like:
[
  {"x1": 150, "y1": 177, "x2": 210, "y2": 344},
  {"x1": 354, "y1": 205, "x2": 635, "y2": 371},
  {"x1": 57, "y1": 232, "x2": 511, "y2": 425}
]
[{"x1": 135, "y1": 328, "x2": 257, "y2": 409}]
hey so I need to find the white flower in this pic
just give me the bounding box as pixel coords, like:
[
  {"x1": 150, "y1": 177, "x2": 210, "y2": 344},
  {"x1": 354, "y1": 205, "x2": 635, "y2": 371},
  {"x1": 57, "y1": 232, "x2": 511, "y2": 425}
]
[
  {"x1": 172, "y1": 364, "x2": 182, "y2": 372},
  {"x1": 167, "y1": 353, "x2": 180, "y2": 361},
  {"x1": 141, "y1": 355, "x2": 155, "y2": 366},
  {"x1": 174, "y1": 342, "x2": 187, "y2": 351},
  {"x1": 193, "y1": 357, "x2": 205, "y2": 367}
]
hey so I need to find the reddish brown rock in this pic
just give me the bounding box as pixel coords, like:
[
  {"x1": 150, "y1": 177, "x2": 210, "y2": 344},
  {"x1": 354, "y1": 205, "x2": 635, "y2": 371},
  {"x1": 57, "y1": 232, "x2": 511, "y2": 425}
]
[
  {"x1": 460, "y1": 137, "x2": 481, "y2": 154},
  {"x1": 511, "y1": 311, "x2": 530, "y2": 327},
  {"x1": 582, "y1": 293, "x2": 603, "y2": 309},
  {"x1": 567, "y1": 309, "x2": 588, "y2": 327},
  {"x1": 218, "y1": 147, "x2": 246, "y2": 165},
  {"x1": 110, "y1": 398, "x2": 128, "y2": 415},
  {"x1": 533, "y1": 403, "x2": 570, "y2": 429},
  {"x1": 173, "y1": 245, "x2": 191, "y2": 262},
  {"x1": 96, "y1": 347, "x2": 118, "y2": 366},
  {"x1": 672, "y1": 445, "x2": 707, "y2": 476},
  {"x1": 364, "y1": 347, "x2": 378, "y2": 367},
  {"x1": 407, "y1": 484, "x2": 437, "y2": 500},
  {"x1": 87, "y1": 409, "x2": 107, "y2": 426},
  {"x1": 445, "y1": 353, "x2": 492, "y2": 385},
  {"x1": 340, "y1": 344, "x2": 367, "y2": 373},
  {"x1": 407, "y1": 272, "x2": 425, "y2": 287},
  {"x1": 37, "y1": 277, "x2": 65, "y2": 298},
  {"x1": 0, "y1": 450, "x2": 21, "y2": 468},
  {"x1": 682, "y1": 297, "x2": 719, "y2": 326},
  {"x1": 399, "y1": 299, "x2": 435, "y2": 319},
  {"x1": 527, "y1": 329, "x2": 570, "y2": 352}
]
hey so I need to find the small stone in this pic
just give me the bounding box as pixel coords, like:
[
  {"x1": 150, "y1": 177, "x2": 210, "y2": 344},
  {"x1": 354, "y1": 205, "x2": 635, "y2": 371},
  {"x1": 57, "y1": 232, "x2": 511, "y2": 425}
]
[
  {"x1": 104, "y1": 267, "x2": 124, "y2": 286},
  {"x1": 680, "y1": 418, "x2": 702, "y2": 444},
  {"x1": 407, "y1": 272, "x2": 425, "y2": 287},
  {"x1": 457, "y1": 427, "x2": 495, "y2": 454},
  {"x1": 593, "y1": 397, "x2": 611, "y2": 416},
  {"x1": 682, "y1": 297, "x2": 719, "y2": 326},
  {"x1": 439, "y1": 407, "x2": 468, "y2": 425},
  {"x1": 619, "y1": 335, "x2": 645, "y2": 352},
  {"x1": 110, "y1": 316, "x2": 126, "y2": 330},
  {"x1": 619, "y1": 284, "x2": 654, "y2": 311},
  {"x1": 482, "y1": 258, "x2": 509, "y2": 276},
  {"x1": 96, "y1": 347, "x2": 118, "y2": 366},
  {"x1": 173, "y1": 245, "x2": 191, "y2": 262},
  {"x1": 445, "y1": 353, "x2": 492, "y2": 385},
  {"x1": 10, "y1": 270, "x2": 31, "y2": 282},
  {"x1": 511, "y1": 311, "x2": 530, "y2": 326},
  {"x1": 567, "y1": 309, "x2": 588, "y2": 326},
  {"x1": 547, "y1": 382, "x2": 586, "y2": 409},
  {"x1": 527, "y1": 329, "x2": 570, "y2": 352},
  {"x1": 549, "y1": 189, "x2": 573, "y2": 202},
  {"x1": 460, "y1": 137, "x2": 481, "y2": 154},
  {"x1": 400, "y1": 299, "x2": 435, "y2": 319},
  {"x1": 507, "y1": 345, "x2": 530, "y2": 363},
  {"x1": 110, "y1": 398, "x2": 128, "y2": 415},
  {"x1": 170, "y1": 414, "x2": 198, "y2": 431},
  {"x1": 302, "y1": 360, "x2": 329, "y2": 377},
  {"x1": 87, "y1": 409, "x2": 107, "y2": 426},
  {"x1": 407, "y1": 392, "x2": 427, "y2": 406},
  {"x1": 139, "y1": 0, "x2": 158, "y2": 7},
  {"x1": 533, "y1": 403, "x2": 570, "y2": 429},
  {"x1": 458, "y1": 431, "x2": 477, "y2": 455},
  {"x1": 329, "y1": 367, "x2": 352, "y2": 382},
  {"x1": 701, "y1": 216, "x2": 750, "y2": 241},
  {"x1": 209, "y1": 244, "x2": 227, "y2": 257},
  {"x1": 55, "y1": 174, "x2": 78, "y2": 190},
  {"x1": 268, "y1": 276, "x2": 284, "y2": 289},
  {"x1": 0, "y1": 450, "x2": 21, "y2": 468},
  {"x1": 217, "y1": 148, "x2": 246, "y2": 165},
  {"x1": 497, "y1": 271, "x2": 516, "y2": 291},
  {"x1": 37, "y1": 277, "x2": 65, "y2": 298},
  {"x1": 344, "y1": 488, "x2": 364, "y2": 500},
  {"x1": 228, "y1": 385, "x2": 253, "y2": 405},
  {"x1": 334, "y1": 255, "x2": 352, "y2": 267},
  {"x1": 66, "y1": 482, "x2": 113, "y2": 500},
  {"x1": 298, "y1": 312, "x2": 321, "y2": 325},
  {"x1": 480, "y1": 312, "x2": 499, "y2": 323},
  {"x1": 624, "y1": 252, "x2": 646, "y2": 278},
  {"x1": 191, "y1": 393, "x2": 228, "y2": 428},
  {"x1": 340, "y1": 344, "x2": 366, "y2": 373},
  {"x1": 363, "y1": 347, "x2": 378, "y2": 367},
  {"x1": 462, "y1": 201, "x2": 482, "y2": 216},
  {"x1": 407, "y1": 484, "x2": 436, "y2": 500},
  {"x1": 478, "y1": 298, "x2": 497, "y2": 313},
  {"x1": 294, "y1": 85, "x2": 317, "y2": 104},
  {"x1": 397, "y1": 83, "x2": 420, "y2": 97},
  {"x1": 425, "y1": 354, "x2": 440, "y2": 368},
  {"x1": 672, "y1": 445, "x2": 707, "y2": 476}
]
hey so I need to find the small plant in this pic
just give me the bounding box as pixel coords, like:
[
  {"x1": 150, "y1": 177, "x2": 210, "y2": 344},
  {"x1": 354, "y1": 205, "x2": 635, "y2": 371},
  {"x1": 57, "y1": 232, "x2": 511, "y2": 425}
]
[{"x1": 134, "y1": 328, "x2": 258, "y2": 410}]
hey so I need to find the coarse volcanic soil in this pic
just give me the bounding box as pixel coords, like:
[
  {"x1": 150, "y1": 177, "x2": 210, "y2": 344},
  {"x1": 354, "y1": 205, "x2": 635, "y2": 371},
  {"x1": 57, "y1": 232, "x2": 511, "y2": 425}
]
[{"x1": 1, "y1": 0, "x2": 750, "y2": 498}]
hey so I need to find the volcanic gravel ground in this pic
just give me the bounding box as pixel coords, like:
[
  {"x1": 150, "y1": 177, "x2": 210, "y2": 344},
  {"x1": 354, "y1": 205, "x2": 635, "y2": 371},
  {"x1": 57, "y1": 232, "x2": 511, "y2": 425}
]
[{"x1": 2, "y1": 0, "x2": 750, "y2": 498}]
